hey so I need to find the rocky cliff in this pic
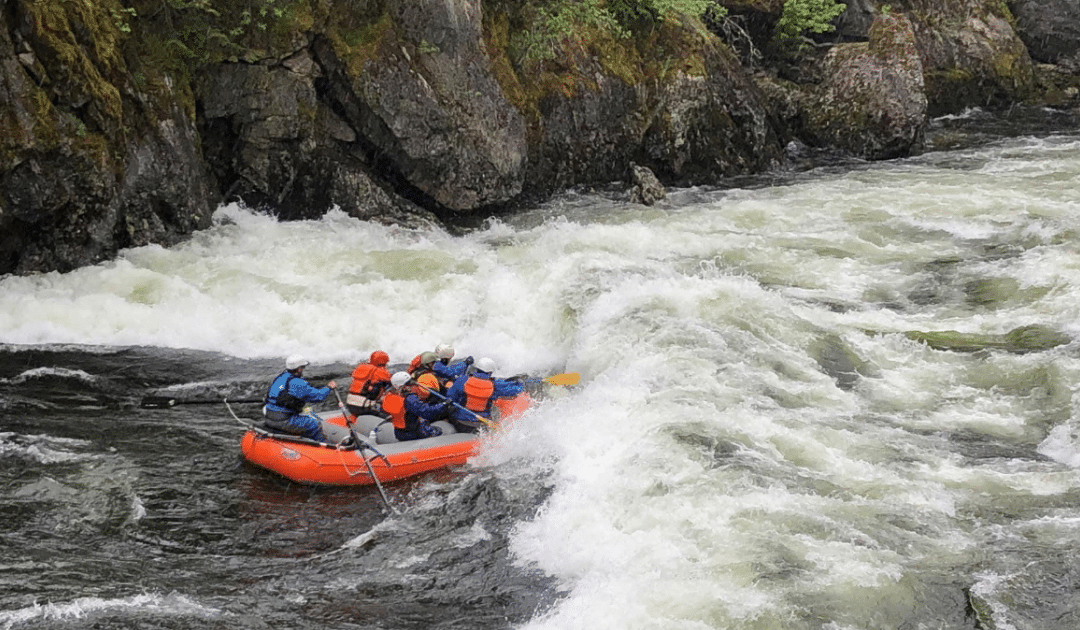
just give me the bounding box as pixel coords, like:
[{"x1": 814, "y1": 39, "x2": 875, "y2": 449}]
[{"x1": 1, "y1": 0, "x2": 1076, "y2": 275}]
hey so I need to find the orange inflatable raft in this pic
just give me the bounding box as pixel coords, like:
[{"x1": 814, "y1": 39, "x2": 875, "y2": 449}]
[{"x1": 239, "y1": 393, "x2": 531, "y2": 486}]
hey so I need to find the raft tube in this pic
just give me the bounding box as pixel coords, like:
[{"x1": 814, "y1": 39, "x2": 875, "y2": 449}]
[{"x1": 239, "y1": 393, "x2": 530, "y2": 486}]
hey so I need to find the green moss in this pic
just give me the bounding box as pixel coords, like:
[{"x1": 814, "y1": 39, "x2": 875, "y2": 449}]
[
  {"x1": 988, "y1": 0, "x2": 1017, "y2": 29},
  {"x1": 28, "y1": 88, "x2": 62, "y2": 150},
  {"x1": 326, "y1": 11, "x2": 394, "y2": 75},
  {"x1": 22, "y1": 0, "x2": 127, "y2": 126},
  {"x1": 933, "y1": 67, "x2": 975, "y2": 82},
  {"x1": 483, "y1": 10, "x2": 531, "y2": 113},
  {"x1": 990, "y1": 45, "x2": 1030, "y2": 93}
]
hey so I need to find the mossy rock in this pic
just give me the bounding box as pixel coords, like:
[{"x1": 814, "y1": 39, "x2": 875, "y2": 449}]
[
  {"x1": 905, "y1": 324, "x2": 1070, "y2": 353},
  {"x1": 966, "y1": 587, "x2": 998, "y2": 630}
]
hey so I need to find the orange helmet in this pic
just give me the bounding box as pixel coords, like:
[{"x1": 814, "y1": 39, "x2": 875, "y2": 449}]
[
  {"x1": 370, "y1": 351, "x2": 389, "y2": 367},
  {"x1": 415, "y1": 373, "x2": 439, "y2": 397}
]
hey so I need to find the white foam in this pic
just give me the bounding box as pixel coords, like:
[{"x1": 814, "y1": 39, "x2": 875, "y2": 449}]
[
  {"x1": 0, "y1": 592, "x2": 221, "y2": 629},
  {"x1": 0, "y1": 366, "x2": 101, "y2": 386},
  {"x1": 0, "y1": 432, "x2": 92, "y2": 464}
]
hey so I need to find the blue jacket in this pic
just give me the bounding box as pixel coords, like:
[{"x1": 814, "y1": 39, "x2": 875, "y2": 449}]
[
  {"x1": 395, "y1": 391, "x2": 446, "y2": 439},
  {"x1": 404, "y1": 392, "x2": 446, "y2": 422},
  {"x1": 433, "y1": 359, "x2": 470, "y2": 381},
  {"x1": 265, "y1": 371, "x2": 332, "y2": 416}
]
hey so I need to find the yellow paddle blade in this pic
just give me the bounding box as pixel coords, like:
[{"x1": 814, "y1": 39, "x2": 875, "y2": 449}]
[{"x1": 543, "y1": 373, "x2": 580, "y2": 386}]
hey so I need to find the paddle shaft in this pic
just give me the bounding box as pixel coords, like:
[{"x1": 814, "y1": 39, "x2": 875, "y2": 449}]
[
  {"x1": 415, "y1": 384, "x2": 498, "y2": 431},
  {"x1": 331, "y1": 388, "x2": 397, "y2": 513}
]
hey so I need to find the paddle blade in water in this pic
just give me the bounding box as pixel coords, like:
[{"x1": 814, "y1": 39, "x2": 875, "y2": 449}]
[{"x1": 543, "y1": 373, "x2": 580, "y2": 386}]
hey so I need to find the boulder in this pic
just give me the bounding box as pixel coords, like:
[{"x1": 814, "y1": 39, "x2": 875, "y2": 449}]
[
  {"x1": 800, "y1": 13, "x2": 927, "y2": 159},
  {"x1": 525, "y1": 16, "x2": 784, "y2": 193},
  {"x1": 629, "y1": 163, "x2": 665, "y2": 206},
  {"x1": 642, "y1": 20, "x2": 785, "y2": 181},
  {"x1": 315, "y1": 0, "x2": 527, "y2": 213},
  {"x1": 824, "y1": 0, "x2": 1038, "y2": 114},
  {"x1": 525, "y1": 53, "x2": 645, "y2": 194}
]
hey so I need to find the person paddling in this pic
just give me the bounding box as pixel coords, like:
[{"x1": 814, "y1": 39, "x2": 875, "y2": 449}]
[
  {"x1": 431, "y1": 343, "x2": 473, "y2": 384},
  {"x1": 345, "y1": 350, "x2": 392, "y2": 417},
  {"x1": 446, "y1": 357, "x2": 524, "y2": 433},
  {"x1": 263, "y1": 355, "x2": 338, "y2": 443},
  {"x1": 382, "y1": 371, "x2": 446, "y2": 441}
]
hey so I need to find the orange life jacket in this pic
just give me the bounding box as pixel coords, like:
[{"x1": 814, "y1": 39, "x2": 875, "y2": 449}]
[
  {"x1": 463, "y1": 376, "x2": 494, "y2": 413},
  {"x1": 348, "y1": 362, "x2": 391, "y2": 400},
  {"x1": 381, "y1": 392, "x2": 406, "y2": 429}
]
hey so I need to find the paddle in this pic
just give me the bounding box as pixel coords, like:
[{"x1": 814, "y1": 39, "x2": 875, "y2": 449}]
[
  {"x1": 332, "y1": 388, "x2": 397, "y2": 514},
  {"x1": 141, "y1": 396, "x2": 263, "y2": 409},
  {"x1": 525, "y1": 372, "x2": 580, "y2": 386},
  {"x1": 414, "y1": 382, "x2": 499, "y2": 431}
]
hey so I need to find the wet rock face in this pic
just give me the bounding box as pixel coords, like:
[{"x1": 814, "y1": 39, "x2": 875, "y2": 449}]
[
  {"x1": 823, "y1": 0, "x2": 1038, "y2": 113},
  {"x1": 340, "y1": 0, "x2": 528, "y2": 212},
  {"x1": 527, "y1": 20, "x2": 784, "y2": 194},
  {"x1": 197, "y1": 53, "x2": 327, "y2": 217},
  {"x1": 527, "y1": 65, "x2": 644, "y2": 194},
  {"x1": 642, "y1": 32, "x2": 785, "y2": 181},
  {"x1": 0, "y1": 1, "x2": 213, "y2": 275},
  {"x1": 894, "y1": 0, "x2": 1036, "y2": 113},
  {"x1": 1011, "y1": 0, "x2": 1080, "y2": 68}
]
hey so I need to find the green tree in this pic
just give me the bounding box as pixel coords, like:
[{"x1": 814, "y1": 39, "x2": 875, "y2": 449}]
[{"x1": 774, "y1": 0, "x2": 846, "y2": 49}]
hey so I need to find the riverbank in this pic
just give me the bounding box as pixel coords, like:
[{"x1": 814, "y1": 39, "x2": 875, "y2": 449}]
[{"x1": 1, "y1": 0, "x2": 1078, "y2": 276}]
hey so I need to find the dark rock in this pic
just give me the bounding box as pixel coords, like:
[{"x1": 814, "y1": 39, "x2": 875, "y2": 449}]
[
  {"x1": 904, "y1": 0, "x2": 1036, "y2": 114},
  {"x1": 629, "y1": 163, "x2": 665, "y2": 206},
  {"x1": 815, "y1": 0, "x2": 1039, "y2": 114},
  {"x1": 642, "y1": 20, "x2": 785, "y2": 181},
  {"x1": 328, "y1": 0, "x2": 528, "y2": 212},
  {"x1": 528, "y1": 17, "x2": 784, "y2": 194},
  {"x1": 0, "y1": 2, "x2": 212, "y2": 275},
  {"x1": 0, "y1": 0, "x2": 1073, "y2": 275},
  {"x1": 1011, "y1": 0, "x2": 1080, "y2": 66},
  {"x1": 798, "y1": 13, "x2": 928, "y2": 159},
  {"x1": 526, "y1": 59, "x2": 643, "y2": 194},
  {"x1": 834, "y1": 0, "x2": 880, "y2": 41},
  {"x1": 197, "y1": 52, "x2": 337, "y2": 218},
  {"x1": 114, "y1": 89, "x2": 216, "y2": 253}
]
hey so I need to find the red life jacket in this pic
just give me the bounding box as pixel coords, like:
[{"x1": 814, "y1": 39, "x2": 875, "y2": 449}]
[
  {"x1": 381, "y1": 392, "x2": 406, "y2": 429},
  {"x1": 348, "y1": 363, "x2": 391, "y2": 400},
  {"x1": 463, "y1": 376, "x2": 494, "y2": 413}
]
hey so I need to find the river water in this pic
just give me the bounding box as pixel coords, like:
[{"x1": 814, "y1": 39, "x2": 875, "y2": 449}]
[{"x1": 2, "y1": 109, "x2": 1080, "y2": 630}]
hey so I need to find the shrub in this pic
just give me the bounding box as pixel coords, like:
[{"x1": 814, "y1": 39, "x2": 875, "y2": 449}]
[{"x1": 773, "y1": 0, "x2": 847, "y2": 50}]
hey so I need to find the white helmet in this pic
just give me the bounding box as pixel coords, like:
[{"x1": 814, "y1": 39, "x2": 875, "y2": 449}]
[
  {"x1": 474, "y1": 357, "x2": 496, "y2": 374},
  {"x1": 391, "y1": 371, "x2": 412, "y2": 388},
  {"x1": 435, "y1": 343, "x2": 455, "y2": 360},
  {"x1": 285, "y1": 354, "x2": 310, "y2": 371}
]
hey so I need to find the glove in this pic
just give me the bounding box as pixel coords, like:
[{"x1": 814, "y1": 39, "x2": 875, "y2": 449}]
[{"x1": 464, "y1": 356, "x2": 474, "y2": 366}]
